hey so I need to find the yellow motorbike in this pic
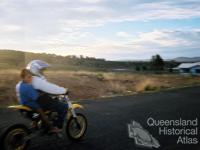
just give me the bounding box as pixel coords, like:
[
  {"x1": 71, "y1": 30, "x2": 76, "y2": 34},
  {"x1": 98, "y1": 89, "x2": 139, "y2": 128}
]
[{"x1": 2, "y1": 94, "x2": 87, "y2": 150}]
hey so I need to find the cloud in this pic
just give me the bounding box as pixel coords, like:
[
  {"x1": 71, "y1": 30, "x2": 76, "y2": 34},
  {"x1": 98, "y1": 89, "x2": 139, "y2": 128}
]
[
  {"x1": 1, "y1": 28, "x2": 200, "y2": 60},
  {"x1": 1, "y1": 0, "x2": 200, "y2": 30},
  {"x1": 0, "y1": 0, "x2": 200, "y2": 60},
  {"x1": 133, "y1": 30, "x2": 190, "y2": 47},
  {"x1": 49, "y1": 29, "x2": 200, "y2": 60},
  {"x1": 0, "y1": 24, "x2": 22, "y2": 32},
  {"x1": 78, "y1": 0, "x2": 102, "y2": 4},
  {"x1": 116, "y1": 32, "x2": 133, "y2": 38}
]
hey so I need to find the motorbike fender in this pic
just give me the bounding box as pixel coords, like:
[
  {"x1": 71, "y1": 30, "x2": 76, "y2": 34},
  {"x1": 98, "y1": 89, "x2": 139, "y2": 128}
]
[
  {"x1": 72, "y1": 104, "x2": 84, "y2": 109},
  {"x1": 67, "y1": 104, "x2": 84, "y2": 119}
]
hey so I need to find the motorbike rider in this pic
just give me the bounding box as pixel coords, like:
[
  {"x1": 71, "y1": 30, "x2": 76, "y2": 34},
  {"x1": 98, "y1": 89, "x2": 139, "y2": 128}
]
[
  {"x1": 25, "y1": 60, "x2": 68, "y2": 130},
  {"x1": 16, "y1": 69, "x2": 60, "y2": 133}
]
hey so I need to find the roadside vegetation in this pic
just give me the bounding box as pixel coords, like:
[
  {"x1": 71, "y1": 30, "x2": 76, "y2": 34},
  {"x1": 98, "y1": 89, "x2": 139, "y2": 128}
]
[
  {"x1": 0, "y1": 50, "x2": 199, "y2": 106},
  {"x1": 1, "y1": 69, "x2": 200, "y2": 106}
]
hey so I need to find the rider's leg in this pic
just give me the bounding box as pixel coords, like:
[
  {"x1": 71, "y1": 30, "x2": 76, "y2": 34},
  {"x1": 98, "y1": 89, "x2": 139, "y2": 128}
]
[
  {"x1": 51, "y1": 102, "x2": 68, "y2": 128},
  {"x1": 35, "y1": 109, "x2": 62, "y2": 133},
  {"x1": 35, "y1": 108, "x2": 52, "y2": 129},
  {"x1": 37, "y1": 94, "x2": 68, "y2": 129},
  {"x1": 24, "y1": 101, "x2": 60, "y2": 133}
]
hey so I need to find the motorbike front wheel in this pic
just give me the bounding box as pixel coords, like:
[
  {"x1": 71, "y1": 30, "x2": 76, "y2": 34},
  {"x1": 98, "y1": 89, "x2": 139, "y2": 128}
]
[{"x1": 66, "y1": 113, "x2": 87, "y2": 141}]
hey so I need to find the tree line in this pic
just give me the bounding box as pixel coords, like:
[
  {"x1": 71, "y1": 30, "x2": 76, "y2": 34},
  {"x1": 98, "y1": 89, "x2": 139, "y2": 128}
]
[{"x1": 0, "y1": 50, "x2": 179, "y2": 72}]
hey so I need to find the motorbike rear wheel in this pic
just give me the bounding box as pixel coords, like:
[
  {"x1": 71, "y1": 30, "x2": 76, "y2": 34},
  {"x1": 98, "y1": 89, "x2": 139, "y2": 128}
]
[
  {"x1": 3, "y1": 126, "x2": 30, "y2": 150},
  {"x1": 66, "y1": 113, "x2": 87, "y2": 141}
]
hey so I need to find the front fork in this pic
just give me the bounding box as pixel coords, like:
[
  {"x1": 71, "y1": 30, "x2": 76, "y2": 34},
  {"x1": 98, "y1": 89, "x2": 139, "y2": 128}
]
[
  {"x1": 65, "y1": 96, "x2": 82, "y2": 129},
  {"x1": 64, "y1": 95, "x2": 77, "y2": 119}
]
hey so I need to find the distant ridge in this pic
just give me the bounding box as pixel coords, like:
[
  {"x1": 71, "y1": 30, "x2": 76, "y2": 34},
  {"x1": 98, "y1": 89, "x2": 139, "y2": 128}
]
[
  {"x1": 1, "y1": 49, "x2": 195, "y2": 70},
  {"x1": 173, "y1": 57, "x2": 200, "y2": 63}
]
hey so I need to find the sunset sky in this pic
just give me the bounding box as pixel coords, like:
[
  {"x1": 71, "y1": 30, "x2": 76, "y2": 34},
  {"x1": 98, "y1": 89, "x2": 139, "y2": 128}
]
[{"x1": 0, "y1": 0, "x2": 200, "y2": 60}]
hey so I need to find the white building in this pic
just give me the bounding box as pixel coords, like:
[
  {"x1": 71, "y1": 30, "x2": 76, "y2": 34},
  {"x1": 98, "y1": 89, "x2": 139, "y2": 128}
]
[{"x1": 174, "y1": 62, "x2": 200, "y2": 75}]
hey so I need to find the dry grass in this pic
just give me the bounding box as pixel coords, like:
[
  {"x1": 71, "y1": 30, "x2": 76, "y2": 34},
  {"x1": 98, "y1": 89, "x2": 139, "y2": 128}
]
[{"x1": 0, "y1": 69, "x2": 200, "y2": 105}]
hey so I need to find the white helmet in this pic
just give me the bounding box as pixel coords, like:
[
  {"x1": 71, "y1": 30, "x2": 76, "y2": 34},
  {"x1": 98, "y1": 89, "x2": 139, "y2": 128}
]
[{"x1": 26, "y1": 60, "x2": 50, "y2": 77}]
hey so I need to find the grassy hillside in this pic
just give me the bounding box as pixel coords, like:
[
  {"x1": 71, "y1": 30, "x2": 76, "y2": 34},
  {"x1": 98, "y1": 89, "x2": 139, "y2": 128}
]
[
  {"x1": 0, "y1": 50, "x2": 25, "y2": 69},
  {"x1": 0, "y1": 50, "x2": 153, "y2": 71},
  {"x1": 0, "y1": 49, "x2": 85, "y2": 70}
]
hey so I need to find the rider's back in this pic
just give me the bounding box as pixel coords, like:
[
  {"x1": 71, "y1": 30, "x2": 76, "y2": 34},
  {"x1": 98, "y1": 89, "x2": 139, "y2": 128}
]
[{"x1": 16, "y1": 81, "x2": 39, "y2": 105}]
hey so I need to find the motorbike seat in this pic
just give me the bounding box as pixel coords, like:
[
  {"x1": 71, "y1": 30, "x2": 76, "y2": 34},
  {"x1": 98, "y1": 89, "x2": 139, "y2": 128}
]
[
  {"x1": 8, "y1": 105, "x2": 32, "y2": 111},
  {"x1": 8, "y1": 105, "x2": 51, "y2": 114}
]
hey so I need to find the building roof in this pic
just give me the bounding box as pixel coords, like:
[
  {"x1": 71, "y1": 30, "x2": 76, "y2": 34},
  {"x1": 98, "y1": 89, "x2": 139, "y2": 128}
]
[{"x1": 177, "y1": 62, "x2": 200, "y2": 69}]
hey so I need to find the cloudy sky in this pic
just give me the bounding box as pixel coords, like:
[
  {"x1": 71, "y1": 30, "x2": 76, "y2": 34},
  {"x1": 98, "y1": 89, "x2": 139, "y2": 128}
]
[{"x1": 0, "y1": 0, "x2": 200, "y2": 60}]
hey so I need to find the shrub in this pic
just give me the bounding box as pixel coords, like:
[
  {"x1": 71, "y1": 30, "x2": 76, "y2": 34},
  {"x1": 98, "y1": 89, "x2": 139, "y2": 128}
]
[
  {"x1": 96, "y1": 73, "x2": 104, "y2": 81},
  {"x1": 135, "y1": 78, "x2": 159, "y2": 92}
]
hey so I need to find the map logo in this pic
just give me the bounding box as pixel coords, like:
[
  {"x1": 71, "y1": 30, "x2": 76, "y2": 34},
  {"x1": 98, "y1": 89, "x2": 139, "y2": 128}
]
[{"x1": 128, "y1": 120, "x2": 160, "y2": 148}]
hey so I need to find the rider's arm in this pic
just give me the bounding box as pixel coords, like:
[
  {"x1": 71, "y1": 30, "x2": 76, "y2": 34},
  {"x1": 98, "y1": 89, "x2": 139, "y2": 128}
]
[{"x1": 32, "y1": 76, "x2": 67, "y2": 95}]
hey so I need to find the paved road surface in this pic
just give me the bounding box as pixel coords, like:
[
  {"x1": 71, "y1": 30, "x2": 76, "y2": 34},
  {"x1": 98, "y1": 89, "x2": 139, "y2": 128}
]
[{"x1": 1, "y1": 86, "x2": 200, "y2": 150}]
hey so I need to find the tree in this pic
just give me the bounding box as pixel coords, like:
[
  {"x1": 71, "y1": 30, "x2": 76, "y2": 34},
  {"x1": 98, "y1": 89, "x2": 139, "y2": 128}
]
[
  {"x1": 135, "y1": 66, "x2": 140, "y2": 71},
  {"x1": 150, "y1": 54, "x2": 165, "y2": 71},
  {"x1": 142, "y1": 66, "x2": 147, "y2": 71}
]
